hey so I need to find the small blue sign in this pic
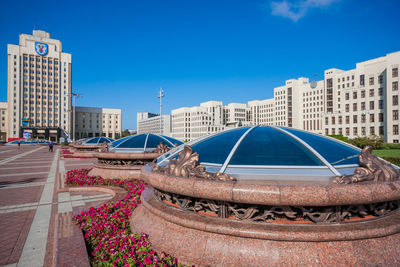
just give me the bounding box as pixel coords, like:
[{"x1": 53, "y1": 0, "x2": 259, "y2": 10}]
[
  {"x1": 23, "y1": 131, "x2": 30, "y2": 139},
  {"x1": 35, "y1": 42, "x2": 48, "y2": 56}
]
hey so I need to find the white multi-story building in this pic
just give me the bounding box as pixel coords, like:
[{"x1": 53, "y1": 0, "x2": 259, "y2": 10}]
[
  {"x1": 248, "y1": 99, "x2": 274, "y2": 126},
  {"x1": 137, "y1": 112, "x2": 171, "y2": 136},
  {"x1": 223, "y1": 103, "x2": 250, "y2": 127},
  {"x1": 75, "y1": 107, "x2": 122, "y2": 139},
  {"x1": 170, "y1": 51, "x2": 400, "y2": 143},
  {"x1": 171, "y1": 101, "x2": 226, "y2": 141},
  {"x1": 7, "y1": 30, "x2": 72, "y2": 141},
  {"x1": 323, "y1": 51, "x2": 400, "y2": 142},
  {"x1": 0, "y1": 102, "x2": 8, "y2": 141}
]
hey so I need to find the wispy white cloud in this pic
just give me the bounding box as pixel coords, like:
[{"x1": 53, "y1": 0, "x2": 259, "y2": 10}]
[{"x1": 270, "y1": 0, "x2": 338, "y2": 22}]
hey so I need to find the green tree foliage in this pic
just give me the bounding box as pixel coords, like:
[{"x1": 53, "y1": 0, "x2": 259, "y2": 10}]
[{"x1": 349, "y1": 135, "x2": 384, "y2": 150}]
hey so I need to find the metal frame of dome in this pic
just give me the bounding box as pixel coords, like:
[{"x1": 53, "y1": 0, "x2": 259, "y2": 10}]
[
  {"x1": 109, "y1": 133, "x2": 183, "y2": 152},
  {"x1": 81, "y1": 137, "x2": 115, "y2": 145},
  {"x1": 156, "y1": 126, "x2": 364, "y2": 182}
]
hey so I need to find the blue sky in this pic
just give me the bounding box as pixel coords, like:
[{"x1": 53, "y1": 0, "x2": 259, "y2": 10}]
[{"x1": 1, "y1": 0, "x2": 399, "y2": 130}]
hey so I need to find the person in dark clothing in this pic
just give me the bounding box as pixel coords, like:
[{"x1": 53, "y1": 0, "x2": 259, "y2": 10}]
[
  {"x1": 49, "y1": 141, "x2": 54, "y2": 152},
  {"x1": 18, "y1": 141, "x2": 21, "y2": 148}
]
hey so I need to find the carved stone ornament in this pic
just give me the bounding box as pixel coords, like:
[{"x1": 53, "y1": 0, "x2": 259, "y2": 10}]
[
  {"x1": 98, "y1": 141, "x2": 109, "y2": 153},
  {"x1": 154, "y1": 188, "x2": 400, "y2": 224},
  {"x1": 149, "y1": 142, "x2": 170, "y2": 154},
  {"x1": 333, "y1": 146, "x2": 400, "y2": 184},
  {"x1": 152, "y1": 145, "x2": 236, "y2": 181}
]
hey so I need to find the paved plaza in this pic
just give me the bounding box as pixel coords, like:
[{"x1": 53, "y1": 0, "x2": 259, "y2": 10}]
[{"x1": 0, "y1": 145, "x2": 104, "y2": 267}]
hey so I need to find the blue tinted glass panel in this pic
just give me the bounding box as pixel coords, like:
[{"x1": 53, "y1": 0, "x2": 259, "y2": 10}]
[
  {"x1": 117, "y1": 134, "x2": 147, "y2": 148},
  {"x1": 161, "y1": 135, "x2": 183, "y2": 147},
  {"x1": 145, "y1": 134, "x2": 164, "y2": 149},
  {"x1": 111, "y1": 136, "x2": 131, "y2": 147},
  {"x1": 283, "y1": 128, "x2": 360, "y2": 165},
  {"x1": 191, "y1": 128, "x2": 249, "y2": 164},
  {"x1": 229, "y1": 127, "x2": 324, "y2": 166},
  {"x1": 85, "y1": 138, "x2": 98, "y2": 144}
]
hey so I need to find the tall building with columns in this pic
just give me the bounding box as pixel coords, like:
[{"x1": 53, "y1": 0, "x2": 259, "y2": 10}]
[{"x1": 7, "y1": 30, "x2": 72, "y2": 141}]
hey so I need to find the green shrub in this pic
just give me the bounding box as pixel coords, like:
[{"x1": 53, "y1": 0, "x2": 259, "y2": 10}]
[
  {"x1": 383, "y1": 143, "x2": 400, "y2": 150},
  {"x1": 381, "y1": 157, "x2": 400, "y2": 166},
  {"x1": 61, "y1": 141, "x2": 70, "y2": 146},
  {"x1": 349, "y1": 135, "x2": 384, "y2": 150},
  {"x1": 328, "y1": 134, "x2": 349, "y2": 143}
]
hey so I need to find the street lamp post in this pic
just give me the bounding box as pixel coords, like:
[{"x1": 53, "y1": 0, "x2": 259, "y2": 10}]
[
  {"x1": 68, "y1": 92, "x2": 81, "y2": 141},
  {"x1": 157, "y1": 88, "x2": 164, "y2": 135}
]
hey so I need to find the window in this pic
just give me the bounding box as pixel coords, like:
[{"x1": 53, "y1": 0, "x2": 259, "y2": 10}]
[
  {"x1": 394, "y1": 125, "x2": 399, "y2": 135},
  {"x1": 353, "y1": 92, "x2": 357, "y2": 99},
  {"x1": 353, "y1": 127, "x2": 358, "y2": 136},
  {"x1": 353, "y1": 103, "x2": 357, "y2": 111},
  {"x1": 369, "y1": 77, "x2": 374, "y2": 85},
  {"x1": 379, "y1": 113, "x2": 384, "y2": 122},
  {"x1": 379, "y1": 75, "x2": 383, "y2": 84},
  {"x1": 393, "y1": 68, "x2": 399, "y2": 78},
  {"x1": 331, "y1": 117, "x2": 335, "y2": 125},
  {"x1": 369, "y1": 89, "x2": 374, "y2": 97},
  {"x1": 361, "y1": 90, "x2": 365, "y2": 98},
  {"x1": 353, "y1": 115, "x2": 358, "y2": 123},
  {"x1": 379, "y1": 100, "x2": 384, "y2": 109},
  {"x1": 361, "y1": 114, "x2": 366, "y2": 123},
  {"x1": 362, "y1": 127, "x2": 366, "y2": 136},
  {"x1": 361, "y1": 102, "x2": 366, "y2": 110},
  {"x1": 346, "y1": 127, "x2": 350, "y2": 136},
  {"x1": 338, "y1": 116, "x2": 342, "y2": 124},
  {"x1": 346, "y1": 116, "x2": 350, "y2": 124},
  {"x1": 393, "y1": 95, "x2": 398, "y2": 106},
  {"x1": 379, "y1": 88, "x2": 383, "y2": 96},
  {"x1": 345, "y1": 104, "x2": 350, "y2": 112},
  {"x1": 393, "y1": 82, "x2": 399, "y2": 91},
  {"x1": 379, "y1": 126, "x2": 384, "y2": 135},
  {"x1": 393, "y1": 110, "x2": 399, "y2": 120},
  {"x1": 370, "y1": 126, "x2": 375, "y2": 135},
  {"x1": 345, "y1": 93, "x2": 349, "y2": 100},
  {"x1": 370, "y1": 101, "x2": 375, "y2": 110},
  {"x1": 370, "y1": 114, "x2": 375, "y2": 123}
]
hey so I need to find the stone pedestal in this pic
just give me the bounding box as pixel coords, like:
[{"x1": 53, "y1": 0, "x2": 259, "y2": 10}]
[{"x1": 130, "y1": 165, "x2": 400, "y2": 266}]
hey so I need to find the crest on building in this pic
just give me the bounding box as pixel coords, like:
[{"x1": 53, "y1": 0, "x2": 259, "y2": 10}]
[{"x1": 35, "y1": 42, "x2": 48, "y2": 56}]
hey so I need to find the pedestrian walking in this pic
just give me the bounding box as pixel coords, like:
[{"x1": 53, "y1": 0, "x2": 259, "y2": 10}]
[
  {"x1": 49, "y1": 141, "x2": 54, "y2": 152},
  {"x1": 18, "y1": 141, "x2": 20, "y2": 149}
]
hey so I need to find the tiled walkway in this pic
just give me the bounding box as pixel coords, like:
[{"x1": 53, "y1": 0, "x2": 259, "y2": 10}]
[{"x1": 0, "y1": 145, "x2": 107, "y2": 267}]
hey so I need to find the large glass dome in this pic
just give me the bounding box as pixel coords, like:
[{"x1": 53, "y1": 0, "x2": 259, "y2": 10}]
[
  {"x1": 81, "y1": 137, "x2": 115, "y2": 145},
  {"x1": 156, "y1": 126, "x2": 363, "y2": 182},
  {"x1": 109, "y1": 133, "x2": 183, "y2": 152}
]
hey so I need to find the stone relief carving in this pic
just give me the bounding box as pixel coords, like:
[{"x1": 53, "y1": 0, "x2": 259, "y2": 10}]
[
  {"x1": 154, "y1": 188, "x2": 400, "y2": 224},
  {"x1": 98, "y1": 141, "x2": 109, "y2": 152},
  {"x1": 149, "y1": 142, "x2": 170, "y2": 154},
  {"x1": 153, "y1": 145, "x2": 236, "y2": 181},
  {"x1": 333, "y1": 146, "x2": 400, "y2": 184}
]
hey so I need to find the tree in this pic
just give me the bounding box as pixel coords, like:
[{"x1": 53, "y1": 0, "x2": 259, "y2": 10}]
[{"x1": 122, "y1": 129, "x2": 131, "y2": 137}]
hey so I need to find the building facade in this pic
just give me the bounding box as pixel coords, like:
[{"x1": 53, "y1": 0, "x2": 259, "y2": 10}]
[
  {"x1": 170, "y1": 52, "x2": 400, "y2": 142},
  {"x1": 7, "y1": 30, "x2": 72, "y2": 141},
  {"x1": 137, "y1": 112, "x2": 171, "y2": 136},
  {"x1": 74, "y1": 107, "x2": 122, "y2": 139},
  {"x1": 0, "y1": 102, "x2": 8, "y2": 141},
  {"x1": 323, "y1": 52, "x2": 400, "y2": 143}
]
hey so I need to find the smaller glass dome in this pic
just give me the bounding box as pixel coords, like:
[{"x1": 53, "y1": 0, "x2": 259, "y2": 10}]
[
  {"x1": 81, "y1": 137, "x2": 115, "y2": 145},
  {"x1": 110, "y1": 134, "x2": 183, "y2": 152},
  {"x1": 5, "y1": 139, "x2": 51, "y2": 145},
  {"x1": 156, "y1": 126, "x2": 363, "y2": 182}
]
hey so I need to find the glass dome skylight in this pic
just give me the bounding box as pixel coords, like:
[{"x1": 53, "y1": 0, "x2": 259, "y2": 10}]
[
  {"x1": 81, "y1": 137, "x2": 115, "y2": 145},
  {"x1": 156, "y1": 126, "x2": 362, "y2": 182},
  {"x1": 109, "y1": 134, "x2": 183, "y2": 152}
]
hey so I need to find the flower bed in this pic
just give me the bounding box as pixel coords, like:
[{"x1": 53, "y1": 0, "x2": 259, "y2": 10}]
[{"x1": 66, "y1": 169, "x2": 186, "y2": 266}]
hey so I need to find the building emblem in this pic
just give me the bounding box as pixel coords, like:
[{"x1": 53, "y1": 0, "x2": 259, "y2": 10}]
[{"x1": 35, "y1": 42, "x2": 48, "y2": 56}]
